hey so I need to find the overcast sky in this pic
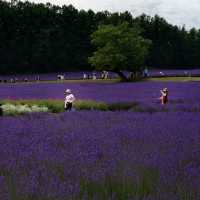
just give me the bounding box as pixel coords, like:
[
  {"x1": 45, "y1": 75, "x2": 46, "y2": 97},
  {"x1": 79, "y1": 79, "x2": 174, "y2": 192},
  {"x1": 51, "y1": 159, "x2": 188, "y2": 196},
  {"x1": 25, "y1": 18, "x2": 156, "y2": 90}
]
[{"x1": 20, "y1": 0, "x2": 200, "y2": 29}]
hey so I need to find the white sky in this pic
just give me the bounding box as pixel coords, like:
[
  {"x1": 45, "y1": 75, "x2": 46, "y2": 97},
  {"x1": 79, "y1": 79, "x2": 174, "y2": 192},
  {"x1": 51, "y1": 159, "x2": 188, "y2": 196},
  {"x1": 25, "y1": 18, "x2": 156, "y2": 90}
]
[{"x1": 18, "y1": 0, "x2": 200, "y2": 29}]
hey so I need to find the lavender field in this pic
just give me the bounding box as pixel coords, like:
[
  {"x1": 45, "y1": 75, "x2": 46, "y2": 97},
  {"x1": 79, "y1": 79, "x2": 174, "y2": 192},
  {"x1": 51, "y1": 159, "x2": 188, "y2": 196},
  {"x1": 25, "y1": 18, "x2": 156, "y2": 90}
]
[
  {"x1": 0, "y1": 111, "x2": 200, "y2": 199},
  {"x1": 0, "y1": 71, "x2": 117, "y2": 82},
  {"x1": 0, "y1": 80, "x2": 200, "y2": 199},
  {"x1": 0, "y1": 81, "x2": 200, "y2": 111},
  {"x1": 0, "y1": 69, "x2": 200, "y2": 82}
]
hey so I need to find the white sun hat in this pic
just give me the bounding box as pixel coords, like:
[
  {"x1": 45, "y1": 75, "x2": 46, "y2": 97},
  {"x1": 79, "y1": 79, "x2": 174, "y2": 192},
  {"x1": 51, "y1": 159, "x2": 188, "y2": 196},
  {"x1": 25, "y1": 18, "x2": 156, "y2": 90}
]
[
  {"x1": 65, "y1": 89, "x2": 71, "y2": 94},
  {"x1": 163, "y1": 88, "x2": 168, "y2": 92}
]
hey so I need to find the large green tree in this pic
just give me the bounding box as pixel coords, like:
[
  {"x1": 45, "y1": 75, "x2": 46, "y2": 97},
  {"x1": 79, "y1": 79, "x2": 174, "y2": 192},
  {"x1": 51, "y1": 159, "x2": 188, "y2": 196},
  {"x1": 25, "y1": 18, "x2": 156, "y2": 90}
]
[{"x1": 89, "y1": 22, "x2": 151, "y2": 81}]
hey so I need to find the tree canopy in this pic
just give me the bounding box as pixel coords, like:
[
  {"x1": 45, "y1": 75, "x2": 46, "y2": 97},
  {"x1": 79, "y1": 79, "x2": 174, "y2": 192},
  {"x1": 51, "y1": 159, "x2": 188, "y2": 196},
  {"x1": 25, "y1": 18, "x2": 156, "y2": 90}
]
[{"x1": 89, "y1": 22, "x2": 151, "y2": 80}]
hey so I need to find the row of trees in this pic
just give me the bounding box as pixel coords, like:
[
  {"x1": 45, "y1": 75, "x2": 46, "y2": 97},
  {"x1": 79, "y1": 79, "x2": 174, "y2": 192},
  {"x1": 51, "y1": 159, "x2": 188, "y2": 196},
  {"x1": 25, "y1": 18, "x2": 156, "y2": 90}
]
[{"x1": 0, "y1": 0, "x2": 200, "y2": 74}]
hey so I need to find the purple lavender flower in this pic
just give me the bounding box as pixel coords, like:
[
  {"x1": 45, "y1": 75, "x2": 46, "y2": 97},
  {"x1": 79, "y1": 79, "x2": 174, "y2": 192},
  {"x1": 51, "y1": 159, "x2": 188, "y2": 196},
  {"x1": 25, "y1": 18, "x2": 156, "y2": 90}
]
[{"x1": 0, "y1": 112, "x2": 200, "y2": 199}]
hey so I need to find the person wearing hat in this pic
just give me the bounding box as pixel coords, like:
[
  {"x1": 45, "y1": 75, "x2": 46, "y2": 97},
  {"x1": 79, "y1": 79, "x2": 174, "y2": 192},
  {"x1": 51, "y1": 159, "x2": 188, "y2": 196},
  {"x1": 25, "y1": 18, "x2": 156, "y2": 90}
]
[
  {"x1": 64, "y1": 89, "x2": 76, "y2": 111},
  {"x1": 160, "y1": 88, "x2": 168, "y2": 105}
]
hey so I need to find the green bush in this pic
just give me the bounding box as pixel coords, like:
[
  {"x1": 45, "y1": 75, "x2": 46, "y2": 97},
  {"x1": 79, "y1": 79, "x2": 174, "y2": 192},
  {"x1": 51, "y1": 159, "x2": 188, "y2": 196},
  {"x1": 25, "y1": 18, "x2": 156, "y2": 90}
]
[
  {"x1": 108, "y1": 102, "x2": 139, "y2": 111},
  {"x1": 75, "y1": 100, "x2": 109, "y2": 111},
  {"x1": 1, "y1": 103, "x2": 48, "y2": 116},
  {"x1": 0, "y1": 99, "x2": 142, "y2": 115},
  {"x1": 0, "y1": 99, "x2": 64, "y2": 113}
]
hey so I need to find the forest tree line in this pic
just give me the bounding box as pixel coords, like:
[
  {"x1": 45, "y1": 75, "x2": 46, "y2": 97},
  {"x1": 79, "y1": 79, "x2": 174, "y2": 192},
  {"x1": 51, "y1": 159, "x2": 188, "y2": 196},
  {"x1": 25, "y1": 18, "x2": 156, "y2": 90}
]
[{"x1": 0, "y1": 0, "x2": 200, "y2": 74}]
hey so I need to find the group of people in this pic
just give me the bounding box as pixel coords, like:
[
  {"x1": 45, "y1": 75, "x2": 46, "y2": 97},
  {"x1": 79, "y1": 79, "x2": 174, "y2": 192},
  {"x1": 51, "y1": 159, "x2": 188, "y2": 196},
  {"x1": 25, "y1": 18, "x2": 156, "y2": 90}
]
[
  {"x1": 0, "y1": 76, "x2": 41, "y2": 84},
  {"x1": 101, "y1": 71, "x2": 109, "y2": 79},
  {"x1": 83, "y1": 72, "x2": 96, "y2": 80},
  {"x1": 83, "y1": 71, "x2": 109, "y2": 80}
]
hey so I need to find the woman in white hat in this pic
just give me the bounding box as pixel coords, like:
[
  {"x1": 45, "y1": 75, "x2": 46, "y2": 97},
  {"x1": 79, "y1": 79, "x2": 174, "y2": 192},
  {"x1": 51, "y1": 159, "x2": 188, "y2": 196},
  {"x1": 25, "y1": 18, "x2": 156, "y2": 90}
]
[
  {"x1": 160, "y1": 88, "x2": 168, "y2": 105},
  {"x1": 64, "y1": 89, "x2": 76, "y2": 111}
]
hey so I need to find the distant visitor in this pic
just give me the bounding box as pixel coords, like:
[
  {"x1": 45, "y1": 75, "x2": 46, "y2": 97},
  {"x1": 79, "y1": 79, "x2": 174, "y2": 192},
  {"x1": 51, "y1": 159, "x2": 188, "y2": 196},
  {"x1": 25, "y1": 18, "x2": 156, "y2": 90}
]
[
  {"x1": 159, "y1": 88, "x2": 168, "y2": 105},
  {"x1": 159, "y1": 71, "x2": 165, "y2": 76},
  {"x1": 143, "y1": 67, "x2": 149, "y2": 77},
  {"x1": 64, "y1": 89, "x2": 76, "y2": 111},
  {"x1": 101, "y1": 71, "x2": 109, "y2": 79},
  {"x1": 83, "y1": 73, "x2": 87, "y2": 80},
  {"x1": 92, "y1": 72, "x2": 97, "y2": 80},
  {"x1": 36, "y1": 75, "x2": 40, "y2": 81},
  {"x1": 57, "y1": 74, "x2": 65, "y2": 81}
]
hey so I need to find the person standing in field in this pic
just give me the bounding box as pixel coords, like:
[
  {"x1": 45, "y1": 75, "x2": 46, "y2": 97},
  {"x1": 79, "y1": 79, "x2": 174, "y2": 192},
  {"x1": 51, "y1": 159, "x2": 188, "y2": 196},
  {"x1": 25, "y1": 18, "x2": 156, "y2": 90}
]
[
  {"x1": 83, "y1": 73, "x2": 87, "y2": 80},
  {"x1": 105, "y1": 71, "x2": 109, "y2": 79},
  {"x1": 64, "y1": 89, "x2": 76, "y2": 111},
  {"x1": 0, "y1": 103, "x2": 3, "y2": 116},
  {"x1": 143, "y1": 67, "x2": 149, "y2": 77},
  {"x1": 160, "y1": 88, "x2": 169, "y2": 105},
  {"x1": 101, "y1": 71, "x2": 105, "y2": 79},
  {"x1": 92, "y1": 72, "x2": 97, "y2": 80}
]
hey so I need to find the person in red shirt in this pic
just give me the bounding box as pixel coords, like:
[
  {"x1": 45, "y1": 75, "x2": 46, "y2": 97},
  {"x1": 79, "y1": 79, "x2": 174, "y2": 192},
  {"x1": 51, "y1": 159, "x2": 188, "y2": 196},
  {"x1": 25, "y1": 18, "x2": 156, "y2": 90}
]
[
  {"x1": 160, "y1": 88, "x2": 168, "y2": 105},
  {"x1": 0, "y1": 103, "x2": 3, "y2": 116}
]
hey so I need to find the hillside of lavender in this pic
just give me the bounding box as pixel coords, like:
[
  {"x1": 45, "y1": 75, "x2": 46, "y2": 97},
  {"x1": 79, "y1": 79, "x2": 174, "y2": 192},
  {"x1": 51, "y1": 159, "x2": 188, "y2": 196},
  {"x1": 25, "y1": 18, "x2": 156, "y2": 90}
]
[{"x1": 0, "y1": 76, "x2": 200, "y2": 199}]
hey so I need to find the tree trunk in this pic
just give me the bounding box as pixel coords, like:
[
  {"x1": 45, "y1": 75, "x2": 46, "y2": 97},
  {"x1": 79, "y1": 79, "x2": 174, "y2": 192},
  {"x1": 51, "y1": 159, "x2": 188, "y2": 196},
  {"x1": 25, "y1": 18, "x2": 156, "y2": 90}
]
[
  {"x1": 128, "y1": 71, "x2": 143, "y2": 81},
  {"x1": 115, "y1": 71, "x2": 128, "y2": 82}
]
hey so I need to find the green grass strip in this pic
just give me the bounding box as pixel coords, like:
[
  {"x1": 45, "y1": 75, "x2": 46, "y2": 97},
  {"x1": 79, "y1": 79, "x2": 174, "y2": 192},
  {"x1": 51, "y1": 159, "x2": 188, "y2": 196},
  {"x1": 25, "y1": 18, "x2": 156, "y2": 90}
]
[{"x1": 0, "y1": 99, "x2": 140, "y2": 114}]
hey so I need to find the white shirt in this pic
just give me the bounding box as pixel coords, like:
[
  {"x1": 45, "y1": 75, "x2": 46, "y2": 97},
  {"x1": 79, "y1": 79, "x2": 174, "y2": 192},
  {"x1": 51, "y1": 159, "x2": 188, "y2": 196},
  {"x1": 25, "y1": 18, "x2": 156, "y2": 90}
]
[
  {"x1": 65, "y1": 94, "x2": 75, "y2": 104},
  {"x1": 160, "y1": 90, "x2": 167, "y2": 96}
]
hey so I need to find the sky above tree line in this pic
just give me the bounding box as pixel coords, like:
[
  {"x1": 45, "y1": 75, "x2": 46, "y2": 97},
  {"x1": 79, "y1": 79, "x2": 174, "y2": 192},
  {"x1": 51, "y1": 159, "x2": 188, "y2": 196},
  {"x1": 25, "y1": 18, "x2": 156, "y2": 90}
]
[{"x1": 16, "y1": 0, "x2": 200, "y2": 29}]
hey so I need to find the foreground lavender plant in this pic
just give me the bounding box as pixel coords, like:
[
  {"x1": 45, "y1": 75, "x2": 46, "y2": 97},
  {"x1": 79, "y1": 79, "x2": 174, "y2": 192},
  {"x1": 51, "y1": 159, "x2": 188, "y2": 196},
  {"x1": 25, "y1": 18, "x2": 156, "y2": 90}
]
[{"x1": 0, "y1": 111, "x2": 200, "y2": 199}]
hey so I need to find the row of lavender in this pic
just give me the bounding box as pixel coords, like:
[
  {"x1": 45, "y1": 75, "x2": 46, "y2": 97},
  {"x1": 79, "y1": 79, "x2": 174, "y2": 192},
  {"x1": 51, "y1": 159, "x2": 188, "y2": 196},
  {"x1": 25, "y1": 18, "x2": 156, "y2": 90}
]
[
  {"x1": 0, "y1": 71, "x2": 117, "y2": 82},
  {"x1": 0, "y1": 111, "x2": 199, "y2": 199},
  {"x1": 0, "y1": 69, "x2": 200, "y2": 82},
  {"x1": 0, "y1": 81, "x2": 200, "y2": 111}
]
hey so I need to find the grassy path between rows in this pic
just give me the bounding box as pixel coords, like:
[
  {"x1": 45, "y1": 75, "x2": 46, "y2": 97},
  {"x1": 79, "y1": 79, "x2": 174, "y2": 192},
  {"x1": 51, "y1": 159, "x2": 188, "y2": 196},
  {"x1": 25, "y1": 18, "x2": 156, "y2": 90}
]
[{"x1": 146, "y1": 76, "x2": 200, "y2": 82}]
